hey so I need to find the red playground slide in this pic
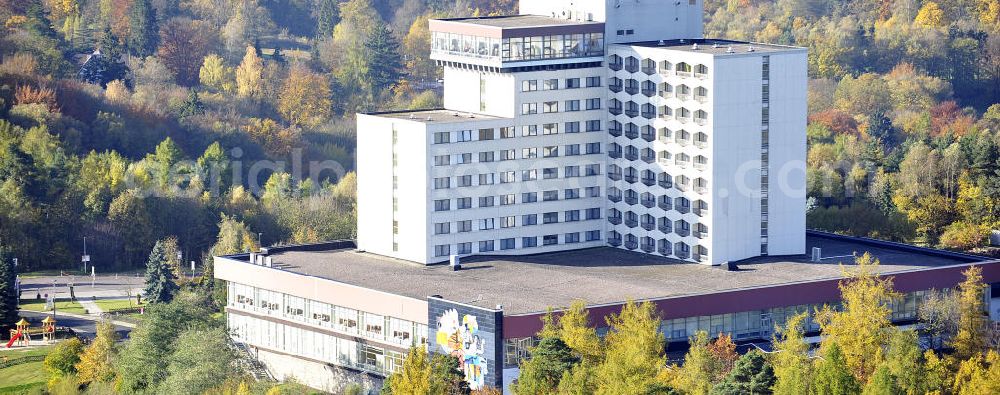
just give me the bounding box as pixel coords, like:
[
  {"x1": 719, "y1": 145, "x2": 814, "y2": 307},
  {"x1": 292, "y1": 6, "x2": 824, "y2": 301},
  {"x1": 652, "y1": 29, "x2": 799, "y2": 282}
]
[{"x1": 5, "y1": 331, "x2": 22, "y2": 348}]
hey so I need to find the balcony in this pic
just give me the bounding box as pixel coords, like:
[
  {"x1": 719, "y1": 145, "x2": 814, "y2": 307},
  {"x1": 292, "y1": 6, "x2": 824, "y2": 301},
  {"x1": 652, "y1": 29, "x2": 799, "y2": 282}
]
[
  {"x1": 676, "y1": 71, "x2": 692, "y2": 78},
  {"x1": 642, "y1": 89, "x2": 656, "y2": 97},
  {"x1": 659, "y1": 90, "x2": 673, "y2": 99},
  {"x1": 625, "y1": 219, "x2": 639, "y2": 228},
  {"x1": 641, "y1": 221, "x2": 655, "y2": 231},
  {"x1": 625, "y1": 195, "x2": 638, "y2": 205},
  {"x1": 609, "y1": 150, "x2": 622, "y2": 159},
  {"x1": 694, "y1": 185, "x2": 708, "y2": 194},
  {"x1": 610, "y1": 62, "x2": 623, "y2": 72},
  {"x1": 674, "y1": 159, "x2": 688, "y2": 168},
  {"x1": 610, "y1": 83, "x2": 623, "y2": 93},
  {"x1": 624, "y1": 85, "x2": 639, "y2": 96},
  {"x1": 641, "y1": 155, "x2": 655, "y2": 164},
  {"x1": 609, "y1": 172, "x2": 622, "y2": 181},
  {"x1": 641, "y1": 111, "x2": 655, "y2": 119},
  {"x1": 659, "y1": 179, "x2": 672, "y2": 189},
  {"x1": 625, "y1": 239, "x2": 638, "y2": 250},
  {"x1": 658, "y1": 200, "x2": 672, "y2": 210},
  {"x1": 676, "y1": 228, "x2": 690, "y2": 237},
  {"x1": 641, "y1": 177, "x2": 655, "y2": 187},
  {"x1": 694, "y1": 95, "x2": 707, "y2": 103},
  {"x1": 694, "y1": 207, "x2": 708, "y2": 217},
  {"x1": 641, "y1": 197, "x2": 655, "y2": 208},
  {"x1": 694, "y1": 140, "x2": 707, "y2": 149},
  {"x1": 694, "y1": 118, "x2": 707, "y2": 126},
  {"x1": 642, "y1": 132, "x2": 655, "y2": 142},
  {"x1": 694, "y1": 162, "x2": 706, "y2": 171},
  {"x1": 641, "y1": 242, "x2": 655, "y2": 253},
  {"x1": 608, "y1": 194, "x2": 622, "y2": 203},
  {"x1": 676, "y1": 116, "x2": 690, "y2": 124},
  {"x1": 609, "y1": 216, "x2": 623, "y2": 226},
  {"x1": 658, "y1": 224, "x2": 672, "y2": 233},
  {"x1": 694, "y1": 231, "x2": 705, "y2": 239},
  {"x1": 608, "y1": 236, "x2": 622, "y2": 247},
  {"x1": 676, "y1": 93, "x2": 691, "y2": 101},
  {"x1": 624, "y1": 175, "x2": 638, "y2": 183},
  {"x1": 625, "y1": 62, "x2": 639, "y2": 73},
  {"x1": 676, "y1": 204, "x2": 690, "y2": 214},
  {"x1": 624, "y1": 109, "x2": 639, "y2": 118},
  {"x1": 624, "y1": 152, "x2": 638, "y2": 161},
  {"x1": 675, "y1": 137, "x2": 689, "y2": 146},
  {"x1": 676, "y1": 250, "x2": 690, "y2": 259},
  {"x1": 695, "y1": 72, "x2": 708, "y2": 79},
  {"x1": 641, "y1": 66, "x2": 656, "y2": 75},
  {"x1": 658, "y1": 245, "x2": 671, "y2": 255},
  {"x1": 609, "y1": 127, "x2": 623, "y2": 137},
  {"x1": 609, "y1": 107, "x2": 623, "y2": 116},
  {"x1": 659, "y1": 68, "x2": 673, "y2": 76}
]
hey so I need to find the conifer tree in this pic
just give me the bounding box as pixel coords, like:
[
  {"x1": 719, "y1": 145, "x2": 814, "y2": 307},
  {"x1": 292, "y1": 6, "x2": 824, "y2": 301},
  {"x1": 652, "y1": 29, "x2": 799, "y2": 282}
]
[
  {"x1": 0, "y1": 247, "x2": 17, "y2": 326},
  {"x1": 861, "y1": 365, "x2": 898, "y2": 395},
  {"x1": 813, "y1": 344, "x2": 860, "y2": 395},
  {"x1": 711, "y1": 350, "x2": 775, "y2": 395},
  {"x1": 127, "y1": 0, "x2": 158, "y2": 57},
  {"x1": 364, "y1": 22, "x2": 403, "y2": 96},
  {"x1": 511, "y1": 337, "x2": 578, "y2": 395},
  {"x1": 315, "y1": 0, "x2": 340, "y2": 39},
  {"x1": 771, "y1": 313, "x2": 813, "y2": 395},
  {"x1": 143, "y1": 240, "x2": 179, "y2": 304}
]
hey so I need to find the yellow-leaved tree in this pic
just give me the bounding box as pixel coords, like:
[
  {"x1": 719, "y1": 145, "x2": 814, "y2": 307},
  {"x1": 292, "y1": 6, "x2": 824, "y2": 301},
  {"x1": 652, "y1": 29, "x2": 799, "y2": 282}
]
[
  {"x1": 594, "y1": 300, "x2": 668, "y2": 394},
  {"x1": 387, "y1": 346, "x2": 431, "y2": 395},
  {"x1": 278, "y1": 65, "x2": 332, "y2": 129},
  {"x1": 951, "y1": 266, "x2": 987, "y2": 361},
  {"x1": 815, "y1": 253, "x2": 899, "y2": 383},
  {"x1": 235, "y1": 46, "x2": 263, "y2": 99},
  {"x1": 199, "y1": 54, "x2": 234, "y2": 93},
  {"x1": 771, "y1": 312, "x2": 813, "y2": 395},
  {"x1": 75, "y1": 320, "x2": 118, "y2": 385}
]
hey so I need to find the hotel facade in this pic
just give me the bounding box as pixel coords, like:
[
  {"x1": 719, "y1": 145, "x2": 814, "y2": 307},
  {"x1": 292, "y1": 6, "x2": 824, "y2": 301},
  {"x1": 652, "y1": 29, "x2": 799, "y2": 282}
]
[{"x1": 357, "y1": 0, "x2": 807, "y2": 266}]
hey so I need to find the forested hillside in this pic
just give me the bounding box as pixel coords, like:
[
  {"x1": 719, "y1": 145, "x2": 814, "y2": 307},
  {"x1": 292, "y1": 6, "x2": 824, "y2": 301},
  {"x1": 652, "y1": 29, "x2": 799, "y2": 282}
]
[{"x1": 0, "y1": 0, "x2": 997, "y2": 272}]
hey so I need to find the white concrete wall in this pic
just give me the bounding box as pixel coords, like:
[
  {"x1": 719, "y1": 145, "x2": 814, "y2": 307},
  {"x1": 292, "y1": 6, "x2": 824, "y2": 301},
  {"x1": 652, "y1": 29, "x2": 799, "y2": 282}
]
[
  {"x1": 763, "y1": 51, "x2": 807, "y2": 257},
  {"x1": 443, "y1": 68, "x2": 517, "y2": 118},
  {"x1": 520, "y1": 0, "x2": 704, "y2": 43}
]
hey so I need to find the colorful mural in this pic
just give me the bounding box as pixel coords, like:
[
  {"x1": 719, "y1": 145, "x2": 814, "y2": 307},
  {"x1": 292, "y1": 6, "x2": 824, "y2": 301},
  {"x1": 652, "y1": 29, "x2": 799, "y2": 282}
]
[{"x1": 435, "y1": 308, "x2": 488, "y2": 390}]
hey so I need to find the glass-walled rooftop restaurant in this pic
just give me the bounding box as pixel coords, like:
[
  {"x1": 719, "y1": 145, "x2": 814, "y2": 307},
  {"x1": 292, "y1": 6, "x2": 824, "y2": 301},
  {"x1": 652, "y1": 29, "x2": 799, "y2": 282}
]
[{"x1": 431, "y1": 32, "x2": 605, "y2": 63}]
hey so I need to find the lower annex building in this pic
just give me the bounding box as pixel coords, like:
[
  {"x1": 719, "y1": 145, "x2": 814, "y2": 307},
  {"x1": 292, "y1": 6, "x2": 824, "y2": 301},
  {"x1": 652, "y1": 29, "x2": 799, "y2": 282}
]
[{"x1": 214, "y1": 231, "x2": 1000, "y2": 394}]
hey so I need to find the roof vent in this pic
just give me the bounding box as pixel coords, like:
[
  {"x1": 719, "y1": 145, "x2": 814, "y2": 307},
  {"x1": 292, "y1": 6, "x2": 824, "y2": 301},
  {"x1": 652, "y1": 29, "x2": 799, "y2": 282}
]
[
  {"x1": 811, "y1": 247, "x2": 822, "y2": 262},
  {"x1": 408, "y1": 114, "x2": 414, "y2": 119},
  {"x1": 726, "y1": 46, "x2": 734, "y2": 53},
  {"x1": 712, "y1": 43, "x2": 719, "y2": 48},
  {"x1": 748, "y1": 45, "x2": 755, "y2": 52},
  {"x1": 426, "y1": 116, "x2": 433, "y2": 121},
  {"x1": 680, "y1": 39, "x2": 686, "y2": 43},
  {"x1": 659, "y1": 40, "x2": 666, "y2": 46},
  {"x1": 450, "y1": 255, "x2": 461, "y2": 271},
  {"x1": 692, "y1": 43, "x2": 699, "y2": 50}
]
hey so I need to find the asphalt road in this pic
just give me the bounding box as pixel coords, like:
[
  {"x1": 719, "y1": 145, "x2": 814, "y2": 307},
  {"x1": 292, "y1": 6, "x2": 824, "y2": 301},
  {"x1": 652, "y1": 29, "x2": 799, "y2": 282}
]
[
  {"x1": 17, "y1": 274, "x2": 144, "y2": 302},
  {"x1": 17, "y1": 310, "x2": 132, "y2": 340}
]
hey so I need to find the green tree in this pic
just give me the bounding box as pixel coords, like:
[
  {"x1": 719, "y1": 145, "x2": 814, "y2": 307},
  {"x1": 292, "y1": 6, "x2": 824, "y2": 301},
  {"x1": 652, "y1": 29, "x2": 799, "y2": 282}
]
[
  {"x1": 673, "y1": 331, "x2": 717, "y2": 395},
  {"x1": 594, "y1": 300, "x2": 667, "y2": 394},
  {"x1": 511, "y1": 337, "x2": 579, "y2": 395},
  {"x1": 882, "y1": 330, "x2": 927, "y2": 394},
  {"x1": 143, "y1": 239, "x2": 180, "y2": 304},
  {"x1": 211, "y1": 214, "x2": 257, "y2": 255},
  {"x1": 951, "y1": 266, "x2": 987, "y2": 361},
  {"x1": 107, "y1": 190, "x2": 153, "y2": 267},
  {"x1": 540, "y1": 300, "x2": 603, "y2": 363},
  {"x1": 710, "y1": 350, "x2": 774, "y2": 395},
  {"x1": 0, "y1": 247, "x2": 17, "y2": 326},
  {"x1": 315, "y1": 0, "x2": 340, "y2": 39},
  {"x1": 813, "y1": 343, "x2": 860, "y2": 395},
  {"x1": 44, "y1": 337, "x2": 84, "y2": 379},
  {"x1": 126, "y1": 0, "x2": 158, "y2": 57},
  {"x1": 364, "y1": 22, "x2": 403, "y2": 96},
  {"x1": 556, "y1": 361, "x2": 597, "y2": 395},
  {"x1": 862, "y1": 365, "x2": 898, "y2": 395},
  {"x1": 771, "y1": 313, "x2": 813, "y2": 395},
  {"x1": 76, "y1": 320, "x2": 119, "y2": 385},
  {"x1": 158, "y1": 326, "x2": 239, "y2": 394},
  {"x1": 429, "y1": 354, "x2": 469, "y2": 395}
]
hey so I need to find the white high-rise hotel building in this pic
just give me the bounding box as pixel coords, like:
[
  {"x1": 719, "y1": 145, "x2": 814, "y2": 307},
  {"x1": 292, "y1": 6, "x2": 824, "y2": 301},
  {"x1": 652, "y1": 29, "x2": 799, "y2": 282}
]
[{"x1": 357, "y1": 0, "x2": 807, "y2": 265}]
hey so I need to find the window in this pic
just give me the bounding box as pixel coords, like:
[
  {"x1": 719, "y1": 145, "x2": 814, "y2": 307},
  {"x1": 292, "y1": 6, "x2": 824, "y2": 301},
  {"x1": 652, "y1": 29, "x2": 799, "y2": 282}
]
[
  {"x1": 479, "y1": 173, "x2": 496, "y2": 185},
  {"x1": 542, "y1": 123, "x2": 559, "y2": 135},
  {"x1": 457, "y1": 242, "x2": 472, "y2": 254},
  {"x1": 457, "y1": 197, "x2": 472, "y2": 209},
  {"x1": 522, "y1": 148, "x2": 537, "y2": 158},
  {"x1": 480, "y1": 218, "x2": 495, "y2": 230},
  {"x1": 434, "y1": 155, "x2": 450, "y2": 166},
  {"x1": 543, "y1": 235, "x2": 558, "y2": 245},
  {"x1": 585, "y1": 164, "x2": 601, "y2": 176},
  {"x1": 456, "y1": 153, "x2": 472, "y2": 164},
  {"x1": 500, "y1": 194, "x2": 515, "y2": 205},
  {"x1": 500, "y1": 127, "x2": 515, "y2": 138},
  {"x1": 457, "y1": 220, "x2": 473, "y2": 233},
  {"x1": 565, "y1": 100, "x2": 581, "y2": 112},
  {"x1": 478, "y1": 129, "x2": 494, "y2": 141},
  {"x1": 501, "y1": 216, "x2": 516, "y2": 228},
  {"x1": 522, "y1": 125, "x2": 538, "y2": 136},
  {"x1": 434, "y1": 222, "x2": 450, "y2": 235},
  {"x1": 458, "y1": 175, "x2": 473, "y2": 187},
  {"x1": 586, "y1": 98, "x2": 601, "y2": 110},
  {"x1": 566, "y1": 78, "x2": 581, "y2": 88},
  {"x1": 565, "y1": 210, "x2": 580, "y2": 222},
  {"x1": 586, "y1": 186, "x2": 600, "y2": 197},
  {"x1": 543, "y1": 146, "x2": 559, "y2": 158},
  {"x1": 565, "y1": 188, "x2": 580, "y2": 199},
  {"x1": 565, "y1": 122, "x2": 581, "y2": 133},
  {"x1": 479, "y1": 240, "x2": 495, "y2": 252},
  {"x1": 521, "y1": 103, "x2": 537, "y2": 115},
  {"x1": 434, "y1": 177, "x2": 450, "y2": 189},
  {"x1": 434, "y1": 132, "x2": 450, "y2": 144},
  {"x1": 587, "y1": 143, "x2": 601, "y2": 154},
  {"x1": 523, "y1": 237, "x2": 538, "y2": 248},
  {"x1": 543, "y1": 167, "x2": 558, "y2": 179},
  {"x1": 565, "y1": 144, "x2": 581, "y2": 156},
  {"x1": 586, "y1": 120, "x2": 601, "y2": 132},
  {"x1": 542, "y1": 101, "x2": 558, "y2": 113},
  {"x1": 500, "y1": 238, "x2": 516, "y2": 250},
  {"x1": 500, "y1": 149, "x2": 516, "y2": 161},
  {"x1": 434, "y1": 244, "x2": 450, "y2": 257},
  {"x1": 522, "y1": 169, "x2": 537, "y2": 181},
  {"x1": 479, "y1": 151, "x2": 495, "y2": 162},
  {"x1": 479, "y1": 196, "x2": 495, "y2": 207},
  {"x1": 543, "y1": 79, "x2": 558, "y2": 90},
  {"x1": 564, "y1": 166, "x2": 581, "y2": 177},
  {"x1": 586, "y1": 208, "x2": 601, "y2": 220},
  {"x1": 543, "y1": 190, "x2": 559, "y2": 201},
  {"x1": 522, "y1": 192, "x2": 538, "y2": 203},
  {"x1": 500, "y1": 172, "x2": 515, "y2": 184},
  {"x1": 434, "y1": 199, "x2": 450, "y2": 211},
  {"x1": 543, "y1": 212, "x2": 559, "y2": 224},
  {"x1": 586, "y1": 76, "x2": 601, "y2": 87},
  {"x1": 522, "y1": 80, "x2": 537, "y2": 92},
  {"x1": 586, "y1": 230, "x2": 601, "y2": 241},
  {"x1": 565, "y1": 232, "x2": 580, "y2": 243},
  {"x1": 456, "y1": 130, "x2": 473, "y2": 142},
  {"x1": 522, "y1": 214, "x2": 538, "y2": 226}
]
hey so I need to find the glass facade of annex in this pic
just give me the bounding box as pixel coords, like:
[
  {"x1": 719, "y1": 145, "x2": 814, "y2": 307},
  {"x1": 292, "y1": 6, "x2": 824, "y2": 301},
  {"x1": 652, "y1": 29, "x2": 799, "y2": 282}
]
[
  {"x1": 431, "y1": 31, "x2": 605, "y2": 62},
  {"x1": 226, "y1": 282, "x2": 429, "y2": 376}
]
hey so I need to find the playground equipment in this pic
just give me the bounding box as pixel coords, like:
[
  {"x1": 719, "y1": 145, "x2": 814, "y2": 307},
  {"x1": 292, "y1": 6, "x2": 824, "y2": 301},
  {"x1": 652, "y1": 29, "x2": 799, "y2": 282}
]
[
  {"x1": 5, "y1": 318, "x2": 31, "y2": 348},
  {"x1": 41, "y1": 316, "x2": 56, "y2": 343}
]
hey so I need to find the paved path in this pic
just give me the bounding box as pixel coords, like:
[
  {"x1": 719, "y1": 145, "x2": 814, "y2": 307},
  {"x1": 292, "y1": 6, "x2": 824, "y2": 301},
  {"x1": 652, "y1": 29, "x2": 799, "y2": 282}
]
[
  {"x1": 78, "y1": 300, "x2": 103, "y2": 315},
  {"x1": 17, "y1": 310, "x2": 135, "y2": 340}
]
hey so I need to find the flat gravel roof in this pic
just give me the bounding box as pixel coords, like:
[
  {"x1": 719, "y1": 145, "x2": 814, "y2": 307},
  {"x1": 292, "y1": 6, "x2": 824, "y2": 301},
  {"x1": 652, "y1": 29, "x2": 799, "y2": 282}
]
[{"x1": 241, "y1": 233, "x2": 982, "y2": 315}]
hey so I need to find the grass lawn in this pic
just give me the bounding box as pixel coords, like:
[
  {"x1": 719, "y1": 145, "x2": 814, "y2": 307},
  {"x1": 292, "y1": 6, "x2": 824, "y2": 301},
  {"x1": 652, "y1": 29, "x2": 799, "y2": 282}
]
[
  {"x1": 18, "y1": 299, "x2": 87, "y2": 315},
  {"x1": 94, "y1": 299, "x2": 145, "y2": 312},
  {"x1": 0, "y1": 346, "x2": 52, "y2": 395}
]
